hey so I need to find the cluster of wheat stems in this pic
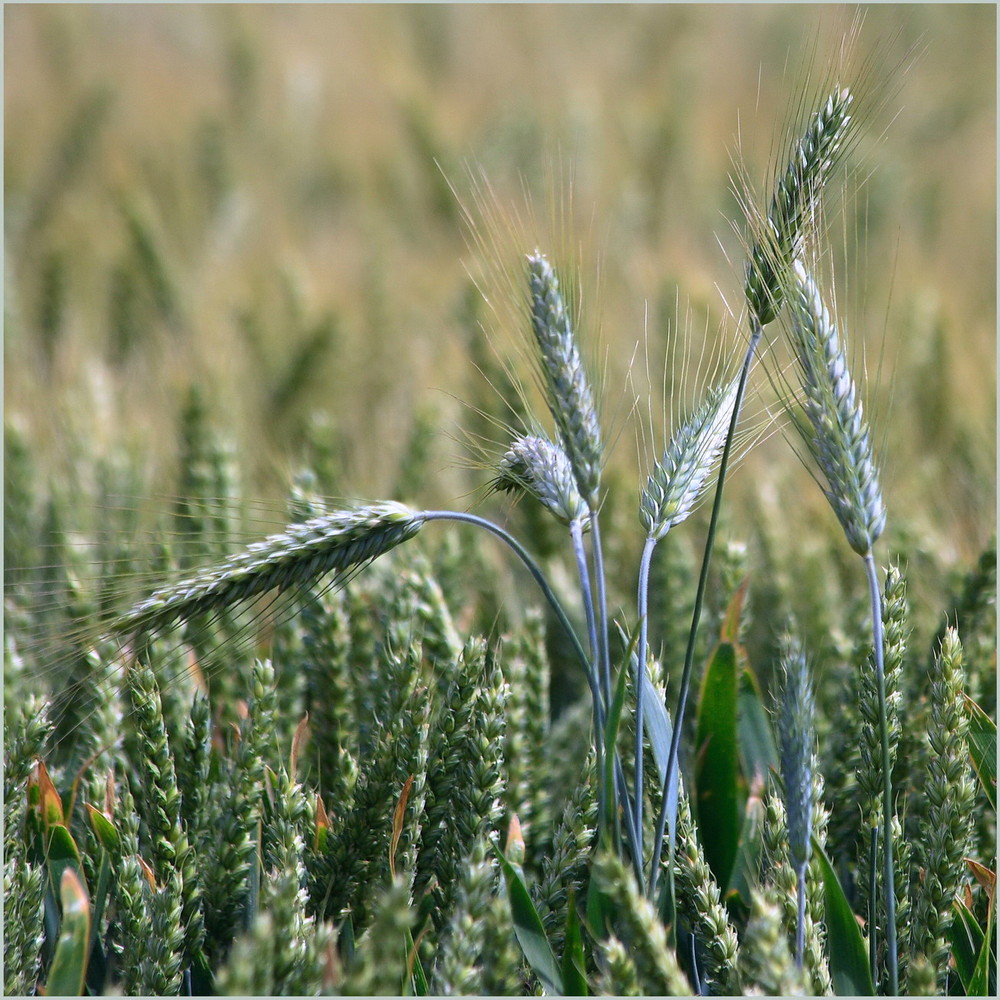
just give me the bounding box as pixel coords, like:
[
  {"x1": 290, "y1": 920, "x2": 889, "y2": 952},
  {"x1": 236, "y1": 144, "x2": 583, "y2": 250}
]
[{"x1": 4, "y1": 47, "x2": 994, "y2": 998}]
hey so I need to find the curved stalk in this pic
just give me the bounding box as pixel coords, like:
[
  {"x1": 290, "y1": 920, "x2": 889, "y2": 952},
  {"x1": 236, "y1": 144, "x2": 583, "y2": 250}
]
[{"x1": 420, "y1": 510, "x2": 592, "y2": 688}]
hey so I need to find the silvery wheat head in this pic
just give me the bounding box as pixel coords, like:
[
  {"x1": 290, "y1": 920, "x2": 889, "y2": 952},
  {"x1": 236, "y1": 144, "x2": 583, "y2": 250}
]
[
  {"x1": 785, "y1": 260, "x2": 885, "y2": 556},
  {"x1": 493, "y1": 434, "x2": 588, "y2": 527},
  {"x1": 640, "y1": 378, "x2": 740, "y2": 541},
  {"x1": 526, "y1": 252, "x2": 603, "y2": 507},
  {"x1": 111, "y1": 502, "x2": 425, "y2": 639}
]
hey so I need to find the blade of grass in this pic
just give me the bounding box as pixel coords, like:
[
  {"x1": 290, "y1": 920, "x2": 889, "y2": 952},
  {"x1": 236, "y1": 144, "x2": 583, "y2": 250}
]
[
  {"x1": 969, "y1": 886, "x2": 995, "y2": 998},
  {"x1": 44, "y1": 867, "x2": 92, "y2": 998},
  {"x1": 965, "y1": 694, "x2": 997, "y2": 811},
  {"x1": 561, "y1": 889, "x2": 589, "y2": 997},
  {"x1": 496, "y1": 847, "x2": 564, "y2": 996},
  {"x1": 951, "y1": 898, "x2": 985, "y2": 993},
  {"x1": 813, "y1": 835, "x2": 874, "y2": 996},
  {"x1": 694, "y1": 641, "x2": 741, "y2": 892}
]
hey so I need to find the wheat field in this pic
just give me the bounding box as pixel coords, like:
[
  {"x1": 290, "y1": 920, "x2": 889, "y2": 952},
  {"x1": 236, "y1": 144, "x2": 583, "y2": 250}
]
[{"x1": 4, "y1": 6, "x2": 996, "y2": 996}]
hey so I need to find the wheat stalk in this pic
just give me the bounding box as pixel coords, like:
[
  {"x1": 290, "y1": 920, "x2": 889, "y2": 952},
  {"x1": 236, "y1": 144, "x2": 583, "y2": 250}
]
[
  {"x1": 784, "y1": 259, "x2": 898, "y2": 990},
  {"x1": 650, "y1": 86, "x2": 859, "y2": 906},
  {"x1": 525, "y1": 250, "x2": 614, "y2": 744},
  {"x1": 635, "y1": 375, "x2": 739, "y2": 871}
]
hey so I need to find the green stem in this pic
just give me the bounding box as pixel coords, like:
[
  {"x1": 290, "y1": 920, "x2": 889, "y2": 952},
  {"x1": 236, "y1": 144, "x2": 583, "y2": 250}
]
[
  {"x1": 420, "y1": 510, "x2": 592, "y2": 685},
  {"x1": 649, "y1": 319, "x2": 762, "y2": 900},
  {"x1": 864, "y1": 551, "x2": 897, "y2": 995},
  {"x1": 571, "y1": 516, "x2": 607, "y2": 818},
  {"x1": 635, "y1": 534, "x2": 657, "y2": 876},
  {"x1": 590, "y1": 510, "x2": 612, "y2": 709},
  {"x1": 869, "y1": 824, "x2": 879, "y2": 983},
  {"x1": 570, "y1": 519, "x2": 603, "y2": 712}
]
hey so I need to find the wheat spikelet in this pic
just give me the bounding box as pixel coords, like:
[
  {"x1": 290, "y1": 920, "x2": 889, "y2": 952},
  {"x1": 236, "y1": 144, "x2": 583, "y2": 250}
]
[
  {"x1": 786, "y1": 261, "x2": 885, "y2": 556},
  {"x1": 906, "y1": 628, "x2": 976, "y2": 993},
  {"x1": 494, "y1": 433, "x2": 589, "y2": 527},
  {"x1": 593, "y1": 849, "x2": 692, "y2": 995},
  {"x1": 109, "y1": 502, "x2": 424, "y2": 639},
  {"x1": 526, "y1": 252, "x2": 603, "y2": 506},
  {"x1": 775, "y1": 634, "x2": 815, "y2": 879},
  {"x1": 640, "y1": 377, "x2": 740, "y2": 541}
]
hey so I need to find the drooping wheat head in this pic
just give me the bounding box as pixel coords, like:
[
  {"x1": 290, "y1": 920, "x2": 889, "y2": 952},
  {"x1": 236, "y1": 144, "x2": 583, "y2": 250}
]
[
  {"x1": 109, "y1": 502, "x2": 425, "y2": 640},
  {"x1": 493, "y1": 433, "x2": 589, "y2": 528}
]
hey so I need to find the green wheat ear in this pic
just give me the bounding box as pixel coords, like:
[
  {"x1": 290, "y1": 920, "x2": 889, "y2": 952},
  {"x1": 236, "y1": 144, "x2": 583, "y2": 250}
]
[
  {"x1": 906, "y1": 628, "x2": 976, "y2": 993},
  {"x1": 109, "y1": 502, "x2": 424, "y2": 639},
  {"x1": 494, "y1": 433, "x2": 588, "y2": 528},
  {"x1": 593, "y1": 849, "x2": 692, "y2": 995},
  {"x1": 640, "y1": 376, "x2": 740, "y2": 541},
  {"x1": 744, "y1": 88, "x2": 855, "y2": 328},
  {"x1": 785, "y1": 261, "x2": 885, "y2": 557},
  {"x1": 526, "y1": 252, "x2": 603, "y2": 507}
]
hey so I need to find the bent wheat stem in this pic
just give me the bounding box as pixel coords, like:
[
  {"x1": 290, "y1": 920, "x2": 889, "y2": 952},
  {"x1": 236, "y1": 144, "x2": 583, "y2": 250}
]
[{"x1": 636, "y1": 376, "x2": 739, "y2": 873}]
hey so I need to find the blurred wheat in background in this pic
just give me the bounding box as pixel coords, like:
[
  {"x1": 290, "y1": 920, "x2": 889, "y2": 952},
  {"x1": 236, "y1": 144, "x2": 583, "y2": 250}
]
[{"x1": 5, "y1": 6, "x2": 994, "y2": 547}]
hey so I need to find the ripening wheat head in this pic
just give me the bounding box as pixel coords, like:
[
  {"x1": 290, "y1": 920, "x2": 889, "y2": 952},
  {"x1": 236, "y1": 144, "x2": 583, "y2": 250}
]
[
  {"x1": 785, "y1": 260, "x2": 885, "y2": 556},
  {"x1": 110, "y1": 502, "x2": 425, "y2": 639},
  {"x1": 640, "y1": 377, "x2": 740, "y2": 541},
  {"x1": 493, "y1": 434, "x2": 589, "y2": 528},
  {"x1": 743, "y1": 88, "x2": 855, "y2": 329},
  {"x1": 526, "y1": 252, "x2": 603, "y2": 508}
]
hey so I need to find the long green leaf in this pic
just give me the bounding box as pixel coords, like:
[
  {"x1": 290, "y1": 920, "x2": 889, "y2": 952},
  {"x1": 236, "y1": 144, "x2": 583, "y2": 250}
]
[
  {"x1": 813, "y1": 836, "x2": 874, "y2": 996},
  {"x1": 695, "y1": 642, "x2": 740, "y2": 890},
  {"x1": 737, "y1": 667, "x2": 778, "y2": 786},
  {"x1": 952, "y1": 898, "x2": 985, "y2": 992},
  {"x1": 969, "y1": 887, "x2": 995, "y2": 998},
  {"x1": 642, "y1": 672, "x2": 673, "y2": 784},
  {"x1": 965, "y1": 695, "x2": 997, "y2": 811},
  {"x1": 585, "y1": 865, "x2": 614, "y2": 944},
  {"x1": 45, "y1": 867, "x2": 92, "y2": 997},
  {"x1": 728, "y1": 667, "x2": 777, "y2": 902},
  {"x1": 496, "y1": 848, "x2": 564, "y2": 996}
]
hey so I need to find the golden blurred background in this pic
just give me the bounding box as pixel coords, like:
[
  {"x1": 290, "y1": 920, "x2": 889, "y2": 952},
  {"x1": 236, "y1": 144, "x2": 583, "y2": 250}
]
[{"x1": 5, "y1": 5, "x2": 995, "y2": 603}]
